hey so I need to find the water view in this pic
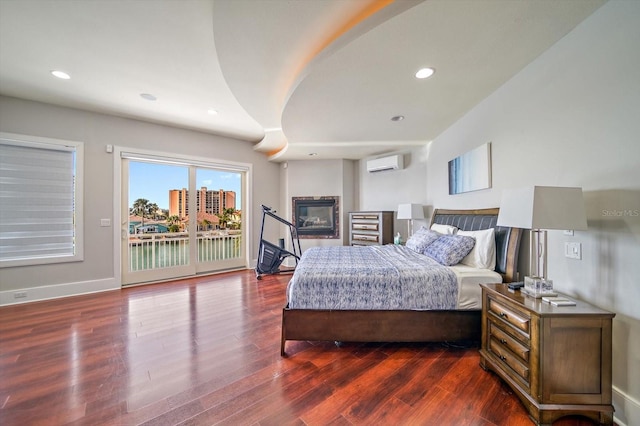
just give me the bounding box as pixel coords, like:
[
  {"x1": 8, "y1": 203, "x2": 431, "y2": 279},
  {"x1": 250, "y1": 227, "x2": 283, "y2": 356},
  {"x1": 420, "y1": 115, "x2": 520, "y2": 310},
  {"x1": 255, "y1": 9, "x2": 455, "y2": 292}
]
[{"x1": 128, "y1": 232, "x2": 242, "y2": 272}]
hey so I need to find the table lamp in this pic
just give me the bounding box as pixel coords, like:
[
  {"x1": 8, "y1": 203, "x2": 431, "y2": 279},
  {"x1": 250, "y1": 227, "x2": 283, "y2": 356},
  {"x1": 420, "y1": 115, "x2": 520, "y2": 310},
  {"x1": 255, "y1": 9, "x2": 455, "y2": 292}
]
[
  {"x1": 496, "y1": 186, "x2": 587, "y2": 296},
  {"x1": 397, "y1": 203, "x2": 424, "y2": 238}
]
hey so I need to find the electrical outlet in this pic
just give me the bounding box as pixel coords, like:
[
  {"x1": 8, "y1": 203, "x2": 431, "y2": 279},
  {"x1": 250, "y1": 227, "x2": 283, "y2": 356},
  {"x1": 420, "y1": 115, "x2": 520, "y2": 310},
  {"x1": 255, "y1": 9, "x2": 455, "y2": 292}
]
[{"x1": 14, "y1": 291, "x2": 27, "y2": 299}]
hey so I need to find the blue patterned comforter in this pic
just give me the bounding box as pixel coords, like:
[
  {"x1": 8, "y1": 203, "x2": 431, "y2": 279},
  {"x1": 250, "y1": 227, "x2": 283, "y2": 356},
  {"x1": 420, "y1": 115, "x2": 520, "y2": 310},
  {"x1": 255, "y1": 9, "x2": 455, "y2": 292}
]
[{"x1": 286, "y1": 245, "x2": 458, "y2": 310}]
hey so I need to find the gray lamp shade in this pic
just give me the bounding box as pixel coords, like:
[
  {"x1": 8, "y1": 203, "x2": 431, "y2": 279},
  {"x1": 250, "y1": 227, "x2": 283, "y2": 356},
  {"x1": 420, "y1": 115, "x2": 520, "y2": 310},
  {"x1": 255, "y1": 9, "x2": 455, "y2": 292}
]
[{"x1": 496, "y1": 186, "x2": 587, "y2": 230}]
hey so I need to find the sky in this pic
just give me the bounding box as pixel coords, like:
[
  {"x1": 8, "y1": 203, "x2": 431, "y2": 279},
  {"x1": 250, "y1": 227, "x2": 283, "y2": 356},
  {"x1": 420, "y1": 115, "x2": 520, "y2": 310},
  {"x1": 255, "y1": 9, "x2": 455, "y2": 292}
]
[{"x1": 128, "y1": 161, "x2": 242, "y2": 211}]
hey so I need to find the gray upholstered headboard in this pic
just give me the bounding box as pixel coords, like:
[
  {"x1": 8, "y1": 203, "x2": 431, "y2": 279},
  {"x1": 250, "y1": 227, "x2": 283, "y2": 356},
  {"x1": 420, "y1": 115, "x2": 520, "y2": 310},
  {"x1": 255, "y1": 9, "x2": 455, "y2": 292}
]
[{"x1": 430, "y1": 208, "x2": 521, "y2": 283}]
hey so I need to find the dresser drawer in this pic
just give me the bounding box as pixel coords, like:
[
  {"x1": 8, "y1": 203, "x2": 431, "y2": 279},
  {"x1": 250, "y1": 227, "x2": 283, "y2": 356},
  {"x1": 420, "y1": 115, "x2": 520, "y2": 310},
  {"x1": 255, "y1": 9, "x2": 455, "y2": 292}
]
[
  {"x1": 351, "y1": 213, "x2": 381, "y2": 221},
  {"x1": 489, "y1": 337, "x2": 530, "y2": 383},
  {"x1": 352, "y1": 222, "x2": 379, "y2": 231},
  {"x1": 488, "y1": 297, "x2": 530, "y2": 336},
  {"x1": 349, "y1": 211, "x2": 393, "y2": 246},
  {"x1": 352, "y1": 233, "x2": 380, "y2": 243},
  {"x1": 489, "y1": 321, "x2": 530, "y2": 363}
]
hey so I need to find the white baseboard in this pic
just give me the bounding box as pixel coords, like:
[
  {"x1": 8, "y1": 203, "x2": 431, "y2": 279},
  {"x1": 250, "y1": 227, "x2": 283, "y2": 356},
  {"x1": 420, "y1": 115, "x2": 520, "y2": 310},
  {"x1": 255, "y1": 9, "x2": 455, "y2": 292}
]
[
  {"x1": 0, "y1": 278, "x2": 119, "y2": 306},
  {"x1": 613, "y1": 385, "x2": 640, "y2": 426}
]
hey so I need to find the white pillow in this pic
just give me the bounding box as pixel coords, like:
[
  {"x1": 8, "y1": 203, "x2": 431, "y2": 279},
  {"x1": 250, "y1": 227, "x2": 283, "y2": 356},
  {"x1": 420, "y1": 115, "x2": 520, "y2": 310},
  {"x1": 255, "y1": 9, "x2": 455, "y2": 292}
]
[
  {"x1": 458, "y1": 228, "x2": 496, "y2": 270},
  {"x1": 430, "y1": 223, "x2": 457, "y2": 235}
]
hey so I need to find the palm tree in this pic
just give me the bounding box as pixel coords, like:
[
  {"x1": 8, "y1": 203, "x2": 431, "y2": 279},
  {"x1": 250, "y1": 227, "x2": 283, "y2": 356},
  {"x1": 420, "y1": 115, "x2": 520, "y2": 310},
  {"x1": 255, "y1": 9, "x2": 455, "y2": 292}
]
[
  {"x1": 167, "y1": 215, "x2": 181, "y2": 232},
  {"x1": 146, "y1": 202, "x2": 159, "y2": 220},
  {"x1": 200, "y1": 219, "x2": 211, "y2": 231},
  {"x1": 131, "y1": 198, "x2": 150, "y2": 227},
  {"x1": 219, "y1": 207, "x2": 235, "y2": 229}
]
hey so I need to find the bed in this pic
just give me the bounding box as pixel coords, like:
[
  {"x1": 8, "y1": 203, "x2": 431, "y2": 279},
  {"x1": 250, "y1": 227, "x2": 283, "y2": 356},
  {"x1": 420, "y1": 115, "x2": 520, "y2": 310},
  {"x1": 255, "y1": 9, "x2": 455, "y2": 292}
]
[{"x1": 280, "y1": 208, "x2": 521, "y2": 356}]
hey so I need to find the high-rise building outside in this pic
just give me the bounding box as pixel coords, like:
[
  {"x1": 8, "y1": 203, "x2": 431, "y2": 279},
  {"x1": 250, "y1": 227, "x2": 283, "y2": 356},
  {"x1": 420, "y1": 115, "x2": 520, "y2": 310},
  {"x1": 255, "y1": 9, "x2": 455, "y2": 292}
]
[{"x1": 168, "y1": 187, "x2": 236, "y2": 218}]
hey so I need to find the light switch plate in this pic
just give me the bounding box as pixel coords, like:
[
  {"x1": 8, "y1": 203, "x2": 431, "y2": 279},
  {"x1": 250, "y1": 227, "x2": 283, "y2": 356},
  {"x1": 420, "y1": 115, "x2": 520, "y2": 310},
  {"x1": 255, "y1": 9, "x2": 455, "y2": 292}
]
[
  {"x1": 100, "y1": 218, "x2": 111, "y2": 227},
  {"x1": 565, "y1": 242, "x2": 582, "y2": 260}
]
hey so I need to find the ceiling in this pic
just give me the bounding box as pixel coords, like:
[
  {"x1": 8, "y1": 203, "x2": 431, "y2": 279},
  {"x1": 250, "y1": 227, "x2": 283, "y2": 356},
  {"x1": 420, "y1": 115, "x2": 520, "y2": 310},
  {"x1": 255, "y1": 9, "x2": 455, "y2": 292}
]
[{"x1": 0, "y1": 0, "x2": 606, "y2": 161}]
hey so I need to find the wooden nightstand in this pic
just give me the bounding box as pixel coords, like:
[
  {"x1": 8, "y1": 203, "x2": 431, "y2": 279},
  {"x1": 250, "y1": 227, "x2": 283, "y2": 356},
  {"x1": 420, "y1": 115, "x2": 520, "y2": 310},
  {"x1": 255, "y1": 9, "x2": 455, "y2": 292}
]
[{"x1": 479, "y1": 283, "x2": 615, "y2": 426}]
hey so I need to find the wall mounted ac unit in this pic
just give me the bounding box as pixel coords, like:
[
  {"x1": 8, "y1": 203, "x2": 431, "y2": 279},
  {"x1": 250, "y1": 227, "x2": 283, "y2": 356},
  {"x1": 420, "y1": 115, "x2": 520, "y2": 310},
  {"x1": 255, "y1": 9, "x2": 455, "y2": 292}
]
[{"x1": 366, "y1": 154, "x2": 404, "y2": 172}]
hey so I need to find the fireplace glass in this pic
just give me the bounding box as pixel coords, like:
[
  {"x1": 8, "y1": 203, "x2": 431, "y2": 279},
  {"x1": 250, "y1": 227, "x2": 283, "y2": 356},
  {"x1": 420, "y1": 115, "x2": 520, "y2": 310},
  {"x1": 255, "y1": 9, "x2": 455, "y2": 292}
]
[{"x1": 292, "y1": 196, "x2": 339, "y2": 239}]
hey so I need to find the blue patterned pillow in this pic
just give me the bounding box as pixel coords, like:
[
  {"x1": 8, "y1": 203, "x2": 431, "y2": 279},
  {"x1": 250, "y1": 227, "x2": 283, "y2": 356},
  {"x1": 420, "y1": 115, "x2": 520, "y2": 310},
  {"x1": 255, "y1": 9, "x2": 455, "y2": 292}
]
[
  {"x1": 405, "y1": 227, "x2": 440, "y2": 253},
  {"x1": 424, "y1": 234, "x2": 476, "y2": 266}
]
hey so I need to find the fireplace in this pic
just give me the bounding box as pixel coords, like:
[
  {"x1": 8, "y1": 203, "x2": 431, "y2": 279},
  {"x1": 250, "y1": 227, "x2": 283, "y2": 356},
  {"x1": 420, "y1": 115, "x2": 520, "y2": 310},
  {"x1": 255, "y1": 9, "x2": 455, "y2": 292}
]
[{"x1": 292, "y1": 196, "x2": 339, "y2": 239}]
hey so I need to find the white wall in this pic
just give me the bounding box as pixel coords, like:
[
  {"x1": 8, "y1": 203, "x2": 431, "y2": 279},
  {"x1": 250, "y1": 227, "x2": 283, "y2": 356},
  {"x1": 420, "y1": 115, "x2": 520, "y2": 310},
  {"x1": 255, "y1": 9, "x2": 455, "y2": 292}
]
[
  {"x1": 282, "y1": 149, "x2": 428, "y2": 248},
  {"x1": 0, "y1": 96, "x2": 281, "y2": 302},
  {"x1": 359, "y1": 147, "x2": 429, "y2": 241},
  {"x1": 424, "y1": 2, "x2": 639, "y2": 424},
  {"x1": 282, "y1": 159, "x2": 355, "y2": 251}
]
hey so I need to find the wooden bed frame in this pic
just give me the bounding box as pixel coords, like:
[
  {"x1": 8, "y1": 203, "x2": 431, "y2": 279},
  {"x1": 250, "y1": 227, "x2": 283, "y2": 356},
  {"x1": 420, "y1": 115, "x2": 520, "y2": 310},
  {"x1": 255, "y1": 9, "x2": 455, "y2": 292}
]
[{"x1": 280, "y1": 208, "x2": 521, "y2": 356}]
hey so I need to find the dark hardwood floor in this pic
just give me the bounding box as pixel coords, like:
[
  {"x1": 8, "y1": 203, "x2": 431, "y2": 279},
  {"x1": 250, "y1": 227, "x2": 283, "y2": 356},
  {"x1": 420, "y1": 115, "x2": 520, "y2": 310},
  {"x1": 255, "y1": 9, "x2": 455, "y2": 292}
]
[{"x1": 0, "y1": 270, "x2": 609, "y2": 425}]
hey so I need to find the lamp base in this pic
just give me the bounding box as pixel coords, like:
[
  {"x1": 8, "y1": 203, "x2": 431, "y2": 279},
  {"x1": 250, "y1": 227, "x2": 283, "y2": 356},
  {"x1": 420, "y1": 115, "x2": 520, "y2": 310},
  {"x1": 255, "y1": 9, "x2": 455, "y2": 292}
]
[{"x1": 522, "y1": 276, "x2": 556, "y2": 298}]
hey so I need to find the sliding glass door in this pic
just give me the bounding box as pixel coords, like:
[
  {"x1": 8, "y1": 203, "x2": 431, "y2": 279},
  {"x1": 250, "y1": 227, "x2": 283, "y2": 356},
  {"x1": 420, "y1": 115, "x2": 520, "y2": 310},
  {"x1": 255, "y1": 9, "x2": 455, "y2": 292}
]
[
  {"x1": 120, "y1": 153, "x2": 247, "y2": 286},
  {"x1": 194, "y1": 167, "x2": 246, "y2": 274}
]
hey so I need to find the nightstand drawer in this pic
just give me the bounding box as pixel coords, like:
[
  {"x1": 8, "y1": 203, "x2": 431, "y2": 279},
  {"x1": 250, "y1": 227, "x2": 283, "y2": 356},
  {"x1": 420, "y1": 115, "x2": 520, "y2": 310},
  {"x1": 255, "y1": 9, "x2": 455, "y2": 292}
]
[
  {"x1": 488, "y1": 297, "x2": 530, "y2": 336},
  {"x1": 489, "y1": 321, "x2": 530, "y2": 363},
  {"x1": 489, "y1": 337, "x2": 530, "y2": 383},
  {"x1": 480, "y1": 283, "x2": 615, "y2": 425}
]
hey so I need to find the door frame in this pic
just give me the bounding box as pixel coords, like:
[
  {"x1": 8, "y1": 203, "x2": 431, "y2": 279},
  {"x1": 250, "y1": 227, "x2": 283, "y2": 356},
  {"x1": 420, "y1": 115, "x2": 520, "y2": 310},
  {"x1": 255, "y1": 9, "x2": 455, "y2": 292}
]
[{"x1": 112, "y1": 146, "x2": 252, "y2": 288}]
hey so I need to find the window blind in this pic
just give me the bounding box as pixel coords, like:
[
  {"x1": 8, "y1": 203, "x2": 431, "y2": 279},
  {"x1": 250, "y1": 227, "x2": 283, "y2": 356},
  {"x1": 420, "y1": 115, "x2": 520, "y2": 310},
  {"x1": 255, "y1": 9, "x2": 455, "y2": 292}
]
[{"x1": 0, "y1": 135, "x2": 82, "y2": 266}]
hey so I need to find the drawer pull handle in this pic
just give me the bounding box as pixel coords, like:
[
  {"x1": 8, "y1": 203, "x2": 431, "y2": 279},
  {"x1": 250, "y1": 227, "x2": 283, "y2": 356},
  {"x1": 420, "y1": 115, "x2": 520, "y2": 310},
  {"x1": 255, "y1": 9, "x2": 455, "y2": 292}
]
[
  {"x1": 500, "y1": 355, "x2": 507, "y2": 361},
  {"x1": 499, "y1": 312, "x2": 508, "y2": 319},
  {"x1": 500, "y1": 339, "x2": 507, "y2": 344}
]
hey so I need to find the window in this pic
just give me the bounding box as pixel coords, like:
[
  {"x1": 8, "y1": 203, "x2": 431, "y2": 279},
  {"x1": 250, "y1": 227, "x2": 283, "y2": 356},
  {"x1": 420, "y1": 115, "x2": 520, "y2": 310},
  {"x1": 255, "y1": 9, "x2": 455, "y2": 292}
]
[{"x1": 0, "y1": 132, "x2": 84, "y2": 267}]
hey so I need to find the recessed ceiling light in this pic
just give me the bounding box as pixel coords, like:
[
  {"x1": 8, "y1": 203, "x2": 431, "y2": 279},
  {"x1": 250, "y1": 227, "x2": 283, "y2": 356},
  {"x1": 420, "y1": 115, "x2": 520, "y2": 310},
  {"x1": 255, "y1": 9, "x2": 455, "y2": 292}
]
[
  {"x1": 207, "y1": 108, "x2": 218, "y2": 115},
  {"x1": 391, "y1": 115, "x2": 404, "y2": 121},
  {"x1": 140, "y1": 93, "x2": 157, "y2": 101},
  {"x1": 51, "y1": 70, "x2": 71, "y2": 80},
  {"x1": 308, "y1": 152, "x2": 318, "y2": 156},
  {"x1": 415, "y1": 67, "x2": 435, "y2": 79}
]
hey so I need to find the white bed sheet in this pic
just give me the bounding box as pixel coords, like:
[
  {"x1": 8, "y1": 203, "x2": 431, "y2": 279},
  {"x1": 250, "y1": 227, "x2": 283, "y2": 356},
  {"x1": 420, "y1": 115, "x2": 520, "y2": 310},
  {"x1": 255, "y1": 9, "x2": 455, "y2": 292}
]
[{"x1": 450, "y1": 264, "x2": 502, "y2": 310}]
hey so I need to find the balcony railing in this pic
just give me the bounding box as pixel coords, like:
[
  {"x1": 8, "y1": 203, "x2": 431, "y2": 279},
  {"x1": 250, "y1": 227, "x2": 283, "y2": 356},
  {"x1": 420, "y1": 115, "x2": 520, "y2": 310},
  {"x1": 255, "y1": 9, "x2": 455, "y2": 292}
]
[{"x1": 128, "y1": 231, "x2": 242, "y2": 272}]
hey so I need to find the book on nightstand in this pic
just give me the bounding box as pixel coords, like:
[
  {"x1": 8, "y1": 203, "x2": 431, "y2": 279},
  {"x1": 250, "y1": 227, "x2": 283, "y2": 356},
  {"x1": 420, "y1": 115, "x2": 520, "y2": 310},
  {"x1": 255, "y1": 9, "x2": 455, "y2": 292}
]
[{"x1": 542, "y1": 296, "x2": 576, "y2": 306}]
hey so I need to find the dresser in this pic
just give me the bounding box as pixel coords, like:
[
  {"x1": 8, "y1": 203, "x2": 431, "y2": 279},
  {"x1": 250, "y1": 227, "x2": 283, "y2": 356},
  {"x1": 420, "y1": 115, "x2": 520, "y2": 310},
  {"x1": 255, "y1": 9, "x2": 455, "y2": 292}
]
[
  {"x1": 348, "y1": 211, "x2": 394, "y2": 246},
  {"x1": 479, "y1": 283, "x2": 615, "y2": 425}
]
